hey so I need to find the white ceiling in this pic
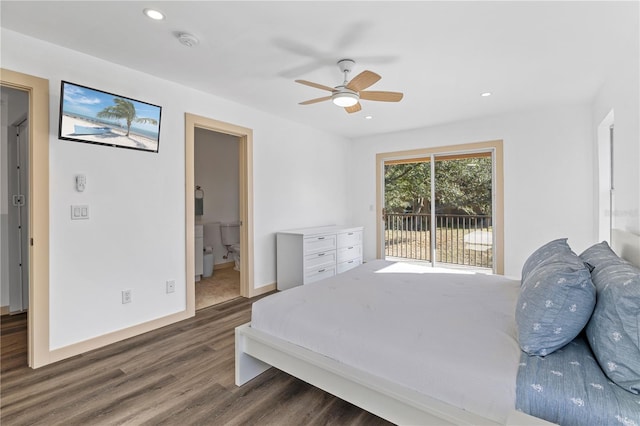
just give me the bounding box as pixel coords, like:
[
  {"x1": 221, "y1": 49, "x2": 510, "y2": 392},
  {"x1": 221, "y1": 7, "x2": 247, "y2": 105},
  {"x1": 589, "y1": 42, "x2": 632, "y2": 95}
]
[{"x1": 1, "y1": 1, "x2": 637, "y2": 139}]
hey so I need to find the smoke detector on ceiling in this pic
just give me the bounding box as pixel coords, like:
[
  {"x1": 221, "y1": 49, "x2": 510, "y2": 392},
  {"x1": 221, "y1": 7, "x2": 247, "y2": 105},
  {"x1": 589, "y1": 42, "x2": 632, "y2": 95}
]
[{"x1": 177, "y1": 33, "x2": 199, "y2": 48}]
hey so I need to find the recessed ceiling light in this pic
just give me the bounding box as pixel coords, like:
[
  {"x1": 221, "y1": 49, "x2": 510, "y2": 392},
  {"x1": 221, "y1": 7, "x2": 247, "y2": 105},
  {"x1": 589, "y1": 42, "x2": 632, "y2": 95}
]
[
  {"x1": 365, "y1": 115, "x2": 373, "y2": 120},
  {"x1": 481, "y1": 92, "x2": 492, "y2": 97},
  {"x1": 143, "y1": 8, "x2": 165, "y2": 21}
]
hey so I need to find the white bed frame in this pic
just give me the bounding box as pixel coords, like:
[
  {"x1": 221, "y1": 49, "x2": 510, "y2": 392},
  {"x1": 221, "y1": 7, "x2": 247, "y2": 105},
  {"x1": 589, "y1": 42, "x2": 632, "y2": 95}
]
[
  {"x1": 236, "y1": 323, "x2": 552, "y2": 425},
  {"x1": 235, "y1": 229, "x2": 640, "y2": 425}
]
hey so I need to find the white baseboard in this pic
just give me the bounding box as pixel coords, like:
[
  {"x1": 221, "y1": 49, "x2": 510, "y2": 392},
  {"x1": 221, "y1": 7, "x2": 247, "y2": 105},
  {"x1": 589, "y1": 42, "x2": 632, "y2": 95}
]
[{"x1": 251, "y1": 282, "x2": 276, "y2": 297}]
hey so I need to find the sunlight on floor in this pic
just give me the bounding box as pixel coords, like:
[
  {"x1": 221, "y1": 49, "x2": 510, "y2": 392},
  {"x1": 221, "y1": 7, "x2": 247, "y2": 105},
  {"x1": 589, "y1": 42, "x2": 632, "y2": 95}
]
[{"x1": 382, "y1": 257, "x2": 493, "y2": 275}]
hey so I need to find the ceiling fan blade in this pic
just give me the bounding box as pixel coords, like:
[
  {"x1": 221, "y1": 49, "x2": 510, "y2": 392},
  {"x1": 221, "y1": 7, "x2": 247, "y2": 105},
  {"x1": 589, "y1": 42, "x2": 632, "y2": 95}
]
[
  {"x1": 295, "y1": 79, "x2": 336, "y2": 92},
  {"x1": 344, "y1": 103, "x2": 362, "y2": 114},
  {"x1": 346, "y1": 70, "x2": 381, "y2": 92},
  {"x1": 299, "y1": 96, "x2": 332, "y2": 105},
  {"x1": 359, "y1": 91, "x2": 404, "y2": 102}
]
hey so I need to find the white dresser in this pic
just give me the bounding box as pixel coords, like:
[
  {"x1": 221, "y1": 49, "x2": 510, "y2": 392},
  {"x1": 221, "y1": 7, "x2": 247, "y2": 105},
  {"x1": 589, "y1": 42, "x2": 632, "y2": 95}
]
[{"x1": 277, "y1": 225, "x2": 363, "y2": 291}]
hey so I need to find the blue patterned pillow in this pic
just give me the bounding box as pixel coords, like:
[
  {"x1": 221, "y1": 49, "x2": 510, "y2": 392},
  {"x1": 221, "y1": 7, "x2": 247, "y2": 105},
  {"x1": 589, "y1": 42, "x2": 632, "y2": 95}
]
[
  {"x1": 521, "y1": 238, "x2": 572, "y2": 283},
  {"x1": 516, "y1": 248, "x2": 596, "y2": 356},
  {"x1": 580, "y1": 241, "x2": 640, "y2": 394}
]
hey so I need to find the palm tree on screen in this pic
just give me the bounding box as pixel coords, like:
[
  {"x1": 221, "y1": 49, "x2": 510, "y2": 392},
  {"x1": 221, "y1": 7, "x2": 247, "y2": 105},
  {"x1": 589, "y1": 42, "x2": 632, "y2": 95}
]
[{"x1": 97, "y1": 98, "x2": 157, "y2": 137}]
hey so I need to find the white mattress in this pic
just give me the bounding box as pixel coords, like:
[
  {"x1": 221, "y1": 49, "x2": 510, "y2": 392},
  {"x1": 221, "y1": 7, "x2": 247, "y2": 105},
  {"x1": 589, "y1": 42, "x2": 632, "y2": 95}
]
[{"x1": 251, "y1": 260, "x2": 523, "y2": 423}]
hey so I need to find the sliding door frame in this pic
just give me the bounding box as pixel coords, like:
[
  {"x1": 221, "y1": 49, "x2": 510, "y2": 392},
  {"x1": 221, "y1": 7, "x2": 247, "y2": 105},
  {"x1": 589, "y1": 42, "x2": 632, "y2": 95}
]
[{"x1": 376, "y1": 140, "x2": 504, "y2": 274}]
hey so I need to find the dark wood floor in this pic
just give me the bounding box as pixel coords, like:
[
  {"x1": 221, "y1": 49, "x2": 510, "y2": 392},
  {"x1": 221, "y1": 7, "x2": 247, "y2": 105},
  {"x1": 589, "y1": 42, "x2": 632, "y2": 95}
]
[{"x1": 0, "y1": 296, "x2": 391, "y2": 425}]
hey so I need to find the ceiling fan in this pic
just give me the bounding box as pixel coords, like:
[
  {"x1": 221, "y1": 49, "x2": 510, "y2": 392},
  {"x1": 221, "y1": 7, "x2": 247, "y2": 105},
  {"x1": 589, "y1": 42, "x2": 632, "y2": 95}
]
[{"x1": 295, "y1": 59, "x2": 403, "y2": 113}]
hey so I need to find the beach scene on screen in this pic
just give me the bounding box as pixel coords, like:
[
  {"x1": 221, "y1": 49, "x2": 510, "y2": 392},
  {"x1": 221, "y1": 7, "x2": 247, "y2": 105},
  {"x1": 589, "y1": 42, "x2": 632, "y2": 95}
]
[{"x1": 60, "y1": 82, "x2": 161, "y2": 152}]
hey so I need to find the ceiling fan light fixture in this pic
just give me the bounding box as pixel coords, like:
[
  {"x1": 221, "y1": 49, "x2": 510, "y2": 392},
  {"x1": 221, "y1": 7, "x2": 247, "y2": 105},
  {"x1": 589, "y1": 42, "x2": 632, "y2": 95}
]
[{"x1": 332, "y1": 91, "x2": 359, "y2": 107}]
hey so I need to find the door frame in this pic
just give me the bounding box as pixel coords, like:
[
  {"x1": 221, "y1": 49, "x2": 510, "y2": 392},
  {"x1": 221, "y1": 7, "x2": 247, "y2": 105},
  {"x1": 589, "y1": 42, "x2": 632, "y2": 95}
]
[
  {"x1": 1, "y1": 68, "x2": 50, "y2": 368},
  {"x1": 185, "y1": 113, "x2": 255, "y2": 309},
  {"x1": 376, "y1": 140, "x2": 504, "y2": 274}
]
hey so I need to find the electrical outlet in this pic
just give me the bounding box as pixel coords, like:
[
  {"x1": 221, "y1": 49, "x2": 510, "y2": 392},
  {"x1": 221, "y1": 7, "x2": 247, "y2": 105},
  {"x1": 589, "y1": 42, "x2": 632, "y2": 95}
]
[
  {"x1": 122, "y1": 289, "x2": 132, "y2": 304},
  {"x1": 166, "y1": 280, "x2": 175, "y2": 294}
]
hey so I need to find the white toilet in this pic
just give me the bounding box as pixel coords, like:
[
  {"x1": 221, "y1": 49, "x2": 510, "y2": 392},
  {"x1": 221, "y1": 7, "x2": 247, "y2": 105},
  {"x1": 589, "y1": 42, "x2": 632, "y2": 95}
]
[{"x1": 220, "y1": 222, "x2": 241, "y2": 271}]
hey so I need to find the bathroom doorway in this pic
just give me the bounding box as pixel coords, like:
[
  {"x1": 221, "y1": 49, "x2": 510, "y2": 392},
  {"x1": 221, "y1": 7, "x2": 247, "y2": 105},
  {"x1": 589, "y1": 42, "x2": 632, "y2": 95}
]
[
  {"x1": 185, "y1": 113, "x2": 254, "y2": 316},
  {"x1": 1, "y1": 69, "x2": 50, "y2": 368},
  {"x1": 194, "y1": 129, "x2": 241, "y2": 309},
  {"x1": 2, "y1": 86, "x2": 30, "y2": 315}
]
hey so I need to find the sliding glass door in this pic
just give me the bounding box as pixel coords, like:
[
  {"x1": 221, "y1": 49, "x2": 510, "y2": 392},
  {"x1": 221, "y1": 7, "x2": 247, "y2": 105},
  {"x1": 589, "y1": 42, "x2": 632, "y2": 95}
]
[
  {"x1": 382, "y1": 148, "x2": 495, "y2": 271},
  {"x1": 432, "y1": 152, "x2": 493, "y2": 269}
]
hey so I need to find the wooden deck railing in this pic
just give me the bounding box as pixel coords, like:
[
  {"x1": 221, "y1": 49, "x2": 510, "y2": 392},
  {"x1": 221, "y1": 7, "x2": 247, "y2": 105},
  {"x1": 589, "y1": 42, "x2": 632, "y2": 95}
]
[{"x1": 384, "y1": 213, "x2": 493, "y2": 268}]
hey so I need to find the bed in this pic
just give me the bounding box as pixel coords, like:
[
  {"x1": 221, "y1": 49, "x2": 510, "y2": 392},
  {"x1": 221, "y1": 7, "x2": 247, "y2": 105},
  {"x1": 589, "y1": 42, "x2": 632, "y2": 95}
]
[{"x1": 235, "y1": 230, "x2": 640, "y2": 425}]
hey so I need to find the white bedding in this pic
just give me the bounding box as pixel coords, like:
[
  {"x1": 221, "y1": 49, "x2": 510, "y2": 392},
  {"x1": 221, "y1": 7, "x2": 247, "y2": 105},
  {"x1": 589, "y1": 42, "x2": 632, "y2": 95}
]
[{"x1": 251, "y1": 260, "x2": 523, "y2": 423}]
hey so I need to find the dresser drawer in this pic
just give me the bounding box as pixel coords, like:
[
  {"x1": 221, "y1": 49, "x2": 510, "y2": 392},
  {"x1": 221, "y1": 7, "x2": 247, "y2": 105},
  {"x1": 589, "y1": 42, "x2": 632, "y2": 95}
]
[
  {"x1": 304, "y1": 250, "x2": 336, "y2": 272},
  {"x1": 337, "y1": 245, "x2": 362, "y2": 263},
  {"x1": 337, "y1": 230, "x2": 362, "y2": 248},
  {"x1": 305, "y1": 265, "x2": 336, "y2": 284},
  {"x1": 337, "y1": 258, "x2": 361, "y2": 274},
  {"x1": 277, "y1": 226, "x2": 363, "y2": 291},
  {"x1": 303, "y1": 234, "x2": 337, "y2": 254}
]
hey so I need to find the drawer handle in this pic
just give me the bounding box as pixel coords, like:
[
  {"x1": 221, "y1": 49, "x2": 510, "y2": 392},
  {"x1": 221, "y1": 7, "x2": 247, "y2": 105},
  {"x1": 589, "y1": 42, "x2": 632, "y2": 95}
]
[
  {"x1": 348, "y1": 260, "x2": 354, "y2": 264},
  {"x1": 318, "y1": 268, "x2": 326, "y2": 273},
  {"x1": 348, "y1": 232, "x2": 354, "y2": 235},
  {"x1": 348, "y1": 246, "x2": 354, "y2": 249},
  {"x1": 318, "y1": 253, "x2": 325, "y2": 256}
]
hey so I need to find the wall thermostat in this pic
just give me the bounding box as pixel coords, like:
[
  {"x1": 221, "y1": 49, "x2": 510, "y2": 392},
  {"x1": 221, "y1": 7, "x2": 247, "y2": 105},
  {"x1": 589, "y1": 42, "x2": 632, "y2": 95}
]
[{"x1": 75, "y1": 174, "x2": 86, "y2": 192}]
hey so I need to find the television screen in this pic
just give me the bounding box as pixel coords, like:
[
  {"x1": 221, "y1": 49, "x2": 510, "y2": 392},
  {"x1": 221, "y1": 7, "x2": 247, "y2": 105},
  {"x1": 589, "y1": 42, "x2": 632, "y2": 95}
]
[{"x1": 58, "y1": 81, "x2": 162, "y2": 153}]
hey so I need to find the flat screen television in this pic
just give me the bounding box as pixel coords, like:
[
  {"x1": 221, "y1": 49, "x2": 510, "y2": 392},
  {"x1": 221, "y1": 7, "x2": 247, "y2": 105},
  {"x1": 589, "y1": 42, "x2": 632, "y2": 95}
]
[{"x1": 58, "y1": 81, "x2": 162, "y2": 153}]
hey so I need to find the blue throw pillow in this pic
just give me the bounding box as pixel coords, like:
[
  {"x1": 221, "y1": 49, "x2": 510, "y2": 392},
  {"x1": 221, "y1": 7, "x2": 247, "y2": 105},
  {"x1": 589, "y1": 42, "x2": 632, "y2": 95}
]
[
  {"x1": 516, "y1": 248, "x2": 596, "y2": 356},
  {"x1": 580, "y1": 241, "x2": 640, "y2": 394},
  {"x1": 521, "y1": 238, "x2": 572, "y2": 283}
]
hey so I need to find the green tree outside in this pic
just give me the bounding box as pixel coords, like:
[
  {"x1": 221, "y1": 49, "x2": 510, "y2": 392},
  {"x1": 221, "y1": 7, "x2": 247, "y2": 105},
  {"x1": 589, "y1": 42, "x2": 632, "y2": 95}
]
[{"x1": 384, "y1": 157, "x2": 492, "y2": 216}]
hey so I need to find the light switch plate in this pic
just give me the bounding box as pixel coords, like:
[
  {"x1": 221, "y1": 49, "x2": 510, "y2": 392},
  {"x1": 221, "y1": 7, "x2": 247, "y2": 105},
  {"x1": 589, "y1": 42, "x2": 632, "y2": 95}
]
[{"x1": 71, "y1": 205, "x2": 89, "y2": 220}]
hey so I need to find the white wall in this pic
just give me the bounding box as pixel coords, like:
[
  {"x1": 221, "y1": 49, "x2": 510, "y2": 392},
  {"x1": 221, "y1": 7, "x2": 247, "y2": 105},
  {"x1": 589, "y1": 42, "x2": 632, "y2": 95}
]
[
  {"x1": 194, "y1": 128, "x2": 239, "y2": 265},
  {"x1": 348, "y1": 104, "x2": 595, "y2": 278},
  {"x1": 1, "y1": 29, "x2": 350, "y2": 349}
]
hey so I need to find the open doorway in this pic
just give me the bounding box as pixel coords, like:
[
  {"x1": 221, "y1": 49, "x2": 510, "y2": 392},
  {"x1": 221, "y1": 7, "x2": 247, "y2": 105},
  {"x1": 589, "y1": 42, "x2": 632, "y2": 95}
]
[
  {"x1": 1, "y1": 69, "x2": 50, "y2": 368},
  {"x1": 184, "y1": 113, "x2": 256, "y2": 316},
  {"x1": 194, "y1": 128, "x2": 241, "y2": 309},
  {"x1": 597, "y1": 110, "x2": 614, "y2": 243},
  {"x1": 2, "y1": 86, "x2": 30, "y2": 315}
]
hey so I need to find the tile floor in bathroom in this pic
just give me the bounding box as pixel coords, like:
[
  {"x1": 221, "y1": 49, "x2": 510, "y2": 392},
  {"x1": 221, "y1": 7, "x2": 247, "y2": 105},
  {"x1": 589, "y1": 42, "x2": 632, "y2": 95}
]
[{"x1": 195, "y1": 265, "x2": 241, "y2": 310}]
